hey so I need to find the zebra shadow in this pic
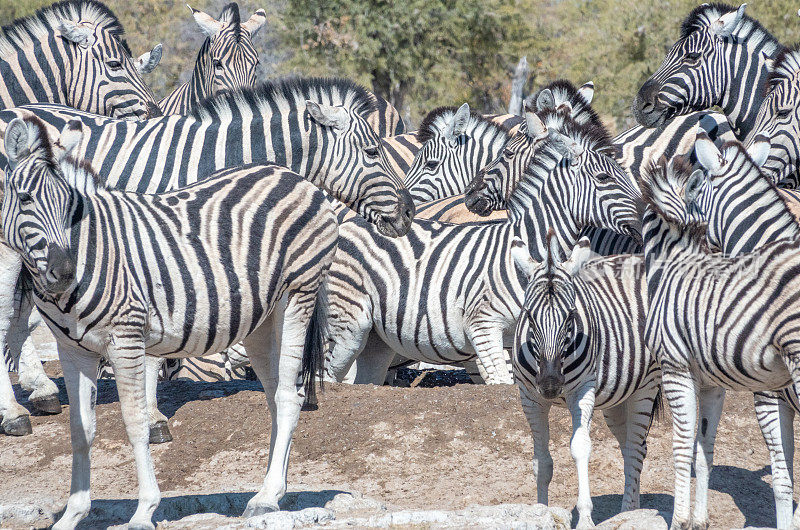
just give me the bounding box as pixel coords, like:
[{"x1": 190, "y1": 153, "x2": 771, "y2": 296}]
[
  {"x1": 574, "y1": 493, "x2": 672, "y2": 527},
  {"x1": 72, "y1": 489, "x2": 346, "y2": 528}
]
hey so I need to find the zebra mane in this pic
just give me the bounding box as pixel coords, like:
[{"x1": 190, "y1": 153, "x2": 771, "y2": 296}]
[
  {"x1": 190, "y1": 76, "x2": 378, "y2": 121},
  {"x1": 415, "y1": 106, "x2": 510, "y2": 144},
  {"x1": 530, "y1": 79, "x2": 603, "y2": 129},
  {"x1": 680, "y1": 3, "x2": 780, "y2": 50},
  {"x1": 218, "y1": 2, "x2": 242, "y2": 42},
  {"x1": 0, "y1": 0, "x2": 132, "y2": 57},
  {"x1": 639, "y1": 156, "x2": 708, "y2": 244},
  {"x1": 767, "y1": 45, "x2": 800, "y2": 93}
]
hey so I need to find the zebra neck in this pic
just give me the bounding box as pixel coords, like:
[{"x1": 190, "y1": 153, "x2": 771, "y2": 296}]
[
  {"x1": 642, "y1": 209, "x2": 706, "y2": 297},
  {"x1": 189, "y1": 39, "x2": 214, "y2": 102},
  {"x1": 719, "y1": 33, "x2": 780, "y2": 138},
  {"x1": 0, "y1": 31, "x2": 69, "y2": 107}
]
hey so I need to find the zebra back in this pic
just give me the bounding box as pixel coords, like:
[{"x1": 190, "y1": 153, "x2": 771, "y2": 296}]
[
  {"x1": 159, "y1": 3, "x2": 266, "y2": 115},
  {"x1": 0, "y1": 0, "x2": 159, "y2": 119}
]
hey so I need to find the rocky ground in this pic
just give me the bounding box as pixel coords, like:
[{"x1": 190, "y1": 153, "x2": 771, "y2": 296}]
[{"x1": 0, "y1": 357, "x2": 793, "y2": 529}]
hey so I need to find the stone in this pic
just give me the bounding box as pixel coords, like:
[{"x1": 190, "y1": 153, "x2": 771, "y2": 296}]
[{"x1": 596, "y1": 509, "x2": 669, "y2": 530}]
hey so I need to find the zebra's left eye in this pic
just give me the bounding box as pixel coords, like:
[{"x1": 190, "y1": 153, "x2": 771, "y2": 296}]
[
  {"x1": 106, "y1": 60, "x2": 123, "y2": 71},
  {"x1": 213, "y1": 59, "x2": 223, "y2": 69},
  {"x1": 685, "y1": 52, "x2": 701, "y2": 63},
  {"x1": 777, "y1": 108, "x2": 793, "y2": 119},
  {"x1": 17, "y1": 191, "x2": 32, "y2": 205},
  {"x1": 425, "y1": 159, "x2": 440, "y2": 170},
  {"x1": 364, "y1": 145, "x2": 379, "y2": 158},
  {"x1": 594, "y1": 172, "x2": 612, "y2": 182}
]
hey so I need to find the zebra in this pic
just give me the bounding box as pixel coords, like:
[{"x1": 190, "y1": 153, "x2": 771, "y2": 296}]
[
  {"x1": 632, "y1": 3, "x2": 782, "y2": 141},
  {"x1": 159, "y1": 3, "x2": 266, "y2": 115},
  {"x1": 324, "y1": 111, "x2": 641, "y2": 386},
  {"x1": 0, "y1": 77, "x2": 413, "y2": 440},
  {"x1": 745, "y1": 46, "x2": 800, "y2": 187},
  {"x1": 2, "y1": 116, "x2": 336, "y2": 529},
  {"x1": 0, "y1": 0, "x2": 162, "y2": 119},
  {"x1": 639, "y1": 155, "x2": 800, "y2": 530},
  {"x1": 511, "y1": 234, "x2": 658, "y2": 529}
]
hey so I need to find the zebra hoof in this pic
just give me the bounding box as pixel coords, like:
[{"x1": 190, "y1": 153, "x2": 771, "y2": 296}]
[
  {"x1": 242, "y1": 502, "x2": 279, "y2": 518},
  {"x1": 149, "y1": 421, "x2": 173, "y2": 444},
  {"x1": 31, "y1": 395, "x2": 63, "y2": 415},
  {"x1": 2, "y1": 415, "x2": 33, "y2": 436},
  {"x1": 301, "y1": 399, "x2": 318, "y2": 411}
]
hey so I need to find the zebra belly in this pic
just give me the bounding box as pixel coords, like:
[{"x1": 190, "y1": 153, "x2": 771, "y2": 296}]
[
  {"x1": 372, "y1": 310, "x2": 478, "y2": 365},
  {"x1": 697, "y1": 342, "x2": 792, "y2": 391}
]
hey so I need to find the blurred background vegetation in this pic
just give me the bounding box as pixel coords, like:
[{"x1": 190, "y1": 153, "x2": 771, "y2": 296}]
[{"x1": 2, "y1": 0, "x2": 800, "y2": 133}]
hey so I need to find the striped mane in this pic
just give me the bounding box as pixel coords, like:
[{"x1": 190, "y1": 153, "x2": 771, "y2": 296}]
[
  {"x1": 767, "y1": 45, "x2": 800, "y2": 92},
  {"x1": 189, "y1": 77, "x2": 378, "y2": 121},
  {"x1": 0, "y1": 0, "x2": 131, "y2": 57},
  {"x1": 217, "y1": 2, "x2": 243, "y2": 41},
  {"x1": 680, "y1": 3, "x2": 781, "y2": 51},
  {"x1": 415, "y1": 106, "x2": 511, "y2": 144}
]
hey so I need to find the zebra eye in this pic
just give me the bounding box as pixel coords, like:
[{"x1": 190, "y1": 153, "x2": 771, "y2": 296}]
[
  {"x1": 213, "y1": 59, "x2": 223, "y2": 69},
  {"x1": 364, "y1": 145, "x2": 379, "y2": 158},
  {"x1": 685, "y1": 52, "x2": 701, "y2": 63},
  {"x1": 594, "y1": 172, "x2": 612, "y2": 182},
  {"x1": 504, "y1": 148, "x2": 515, "y2": 157},
  {"x1": 425, "y1": 159, "x2": 440, "y2": 170},
  {"x1": 106, "y1": 60, "x2": 122, "y2": 71},
  {"x1": 777, "y1": 108, "x2": 793, "y2": 119},
  {"x1": 17, "y1": 191, "x2": 32, "y2": 205}
]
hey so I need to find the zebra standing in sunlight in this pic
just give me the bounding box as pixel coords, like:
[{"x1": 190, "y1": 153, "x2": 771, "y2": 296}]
[
  {"x1": 2, "y1": 116, "x2": 337, "y2": 530},
  {"x1": 0, "y1": 77, "x2": 413, "y2": 442},
  {"x1": 512, "y1": 234, "x2": 658, "y2": 529},
  {"x1": 159, "y1": 3, "x2": 266, "y2": 115},
  {"x1": 640, "y1": 156, "x2": 800, "y2": 530}
]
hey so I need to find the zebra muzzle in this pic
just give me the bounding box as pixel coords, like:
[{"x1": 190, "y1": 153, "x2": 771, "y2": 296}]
[
  {"x1": 633, "y1": 79, "x2": 668, "y2": 129},
  {"x1": 536, "y1": 357, "x2": 564, "y2": 400},
  {"x1": 44, "y1": 243, "x2": 76, "y2": 293}
]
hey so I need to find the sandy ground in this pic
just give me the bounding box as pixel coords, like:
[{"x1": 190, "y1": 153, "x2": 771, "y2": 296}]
[{"x1": 0, "y1": 358, "x2": 795, "y2": 529}]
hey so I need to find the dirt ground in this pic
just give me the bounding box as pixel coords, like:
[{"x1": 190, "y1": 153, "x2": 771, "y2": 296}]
[{"x1": 0, "y1": 361, "x2": 794, "y2": 529}]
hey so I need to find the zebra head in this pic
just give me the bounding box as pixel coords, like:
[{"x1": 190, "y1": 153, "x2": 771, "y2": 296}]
[
  {"x1": 57, "y1": 3, "x2": 162, "y2": 120},
  {"x1": 694, "y1": 132, "x2": 772, "y2": 253},
  {"x1": 188, "y1": 3, "x2": 266, "y2": 94},
  {"x1": 528, "y1": 80, "x2": 601, "y2": 128},
  {"x1": 404, "y1": 103, "x2": 511, "y2": 204},
  {"x1": 746, "y1": 47, "x2": 800, "y2": 187},
  {"x1": 633, "y1": 4, "x2": 748, "y2": 128},
  {"x1": 2, "y1": 117, "x2": 97, "y2": 296},
  {"x1": 304, "y1": 99, "x2": 414, "y2": 237},
  {"x1": 512, "y1": 233, "x2": 594, "y2": 400}
]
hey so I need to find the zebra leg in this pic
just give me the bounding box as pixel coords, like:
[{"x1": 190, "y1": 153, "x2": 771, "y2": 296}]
[
  {"x1": 52, "y1": 345, "x2": 99, "y2": 530},
  {"x1": 352, "y1": 332, "x2": 397, "y2": 385},
  {"x1": 691, "y1": 387, "x2": 725, "y2": 530},
  {"x1": 324, "y1": 309, "x2": 372, "y2": 384},
  {"x1": 0, "y1": 246, "x2": 32, "y2": 435},
  {"x1": 778, "y1": 389, "x2": 796, "y2": 480},
  {"x1": 10, "y1": 291, "x2": 60, "y2": 414},
  {"x1": 145, "y1": 356, "x2": 172, "y2": 444},
  {"x1": 753, "y1": 391, "x2": 794, "y2": 529},
  {"x1": 466, "y1": 323, "x2": 513, "y2": 384},
  {"x1": 244, "y1": 293, "x2": 312, "y2": 516},
  {"x1": 661, "y1": 370, "x2": 697, "y2": 530},
  {"x1": 567, "y1": 382, "x2": 596, "y2": 529},
  {"x1": 781, "y1": 355, "x2": 800, "y2": 530},
  {"x1": 519, "y1": 386, "x2": 553, "y2": 504}
]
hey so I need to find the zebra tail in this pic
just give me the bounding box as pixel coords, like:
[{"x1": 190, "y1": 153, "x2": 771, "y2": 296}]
[
  {"x1": 301, "y1": 282, "x2": 328, "y2": 411},
  {"x1": 650, "y1": 384, "x2": 665, "y2": 426}
]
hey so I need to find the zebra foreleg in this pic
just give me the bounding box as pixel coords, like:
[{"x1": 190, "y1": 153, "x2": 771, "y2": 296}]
[
  {"x1": 52, "y1": 345, "x2": 100, "y2": 530},
  {"x1": 778, "y1": 389, "x2": 797, "y2": 480},
  {"x1": 144, "y1": 356, "x2": 171, "y2": 444},
  {"x1": 0, "y1": 357, "x2": 31, "y2": 435},
  {"x1": 661, "y1": 370, "x2": 698, "y2": 530},
  {"x1": 691, "y1": 387, "x2": 725, "y2": 530},
  {"x1": 107, "y1": 336, "x2": 160, "y2": 530},
  {"x1": 567, "y1": 381, "x2": 596, "y2": 529},
  {"x1": 519, "y1": 386, "x2": 553, "y2": 505},
  {"x1": 753, "y1": 391, "x2": 795, "y2": 530},
  {"x1": 243, "y1": 293, "x2": 310, "y2": 516}
]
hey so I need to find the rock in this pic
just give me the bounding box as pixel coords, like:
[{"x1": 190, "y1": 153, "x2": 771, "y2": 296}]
[
  {"x1": 244, "y1": 507, "x2": 334, "y2": 528},
  {"x1": 0, "y1": 502, "x2": 55, "y2": 528},
  {"x1": 596, "y1": 509, "x2": 669, "y2": 530},
  {"x1": 323, "y1": 491, "x2": 386, "y2": 516}
]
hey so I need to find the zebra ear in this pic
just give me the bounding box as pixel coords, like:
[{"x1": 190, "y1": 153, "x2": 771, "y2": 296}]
[
  {"x1": 577, "y1": 82, "x2": 594, "y2": 105},
  {"x1": 747, "y1": 134, "x2": 770, "y2": 167},
  {"x1": 536, "y1": 89, "x2": 556, "y2": 111},
  {"x1": 510, "y1": 236, "x2": 537, "y2": 279},
  {"x1": 58, "y1": 21, "x2": 93, "y2": 48},
  {"x1": 188, "y1": 4, "x2": 224, "y2": 38},
  {"x1": 135, "y1": 44, "x2": 162, "y2": 75},
  {"x1": 242, "y1": 9, "x2": 267, "y2": 36},
  {"x1": 446, "y1": 103, "x2": 470, "y2": 140},
  {"x1": 694, "y1": 132, "x2": 723, "y2": 173},
  {"x1": 563, "y1": 237, "x2": 593, "y2": 276},
  {"x1": 685, "y1": 169, "x2": 706, "y2": 207},
  {"x1": 54, "y1": 120, "x2": 84, "y2": 162},
  {"x1": 525, "y1": 111, "x2": 548, "y2": 140},
  {"x1": 4, "y1": 119, "x2": 32, "y2": 171},
  {"x1": 305, "y1": 101, "x2": 351, "y2": 131},
  {"x1": 711, "y1": 4, "x2": 746, "y2": 38}
]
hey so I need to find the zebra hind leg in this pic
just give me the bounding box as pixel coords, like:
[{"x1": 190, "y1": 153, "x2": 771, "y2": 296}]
[
  {"x1": 567, "y1": 382, "x2": 596, "y2": 530},
  {"x1": 0, "y1": 356, "x2": 31, "y2": 435},
  {"x1": 691, "y1": 387, "x2": 725, "y2": 530},
  {"x1": 466, "y1": 322, "x2": 513, "y2": 384},
  {"x1": 519, "y1": 386, "x2": 553, "y2": 505},
  {"x1": 144, "y1": 356, "x2": 172, "y2": 444},
  {"x1": 51, "y1": 345, "x2": 100, "y2": 530},
  {"x1": 753, "y1": 391, "x2": 794, "y2": 530}
]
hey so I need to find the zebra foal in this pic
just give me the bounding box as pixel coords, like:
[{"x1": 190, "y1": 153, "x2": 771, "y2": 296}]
[
  {"x1": 512, "y1": 234, "x2": 658, "y2": 529},
  {"x1": 2, "y1": 116, "x2": 338, "y2": 529},
  {"x1": 640, "y1": 156, "x2": 800, "y2": 530}
]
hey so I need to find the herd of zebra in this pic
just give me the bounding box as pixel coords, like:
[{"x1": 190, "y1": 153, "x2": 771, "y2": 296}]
[{"x1": 4, "y1": 1, "x2": 800, "y2": 529}]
